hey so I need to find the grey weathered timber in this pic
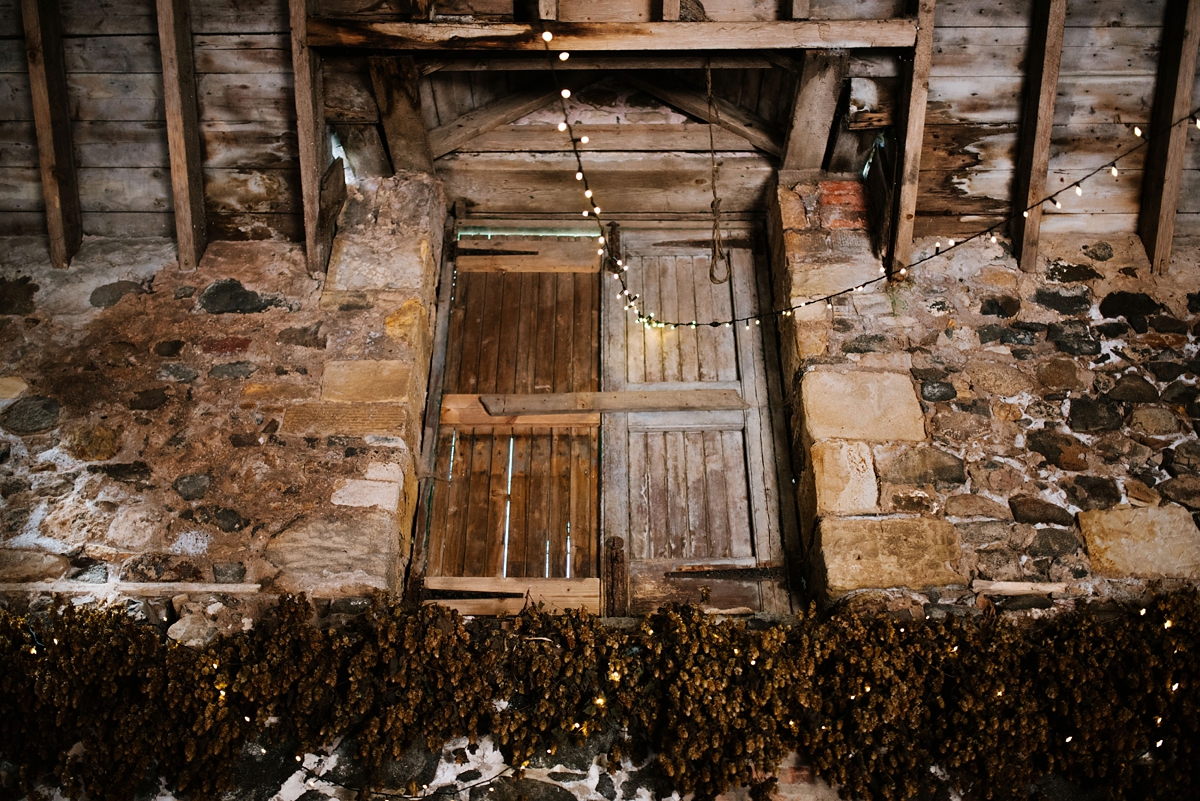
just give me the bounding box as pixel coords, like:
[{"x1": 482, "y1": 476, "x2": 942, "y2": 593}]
[
  {"x1": 370, "y1": 56, "x2": 435, "y2": 172},
  {"x1": 792, "y1": 0, "x2": 811, "y2": 18},
  {"x1": 539, "y1": 0, "x2": 558, "y2": 20},
  {"x1": 781, "y1": 49, "x2": 848, "y2": 170},
  {"x1": 480, "y1": 390, "x2": 749, "y2": 415},
  {"x1": 888, "y1": 0, "x2": 935, "y2": 275},
  {"x1": 1010, "y1": 0, "x2": 1067, "y2": 273},
  {"x1": 289, "y1": 0, "x2": 331, "y2": 275},
  {"x1": 21, "y1": 0, "x2": 81, "y2": 269},
  {"x1": 623, "y1": 74, "x2": 783, "y2": 157},
  {"x1": 157, "y1": 0, "x2": 208, "y2": 272},
  {"x1": 429, "y1": 87, "x2": 560, "y2": 157},
  {"x1": 307, "y1": 19, "x2": 920, "y2": 50},
  {"x1": 663, "y1": 0, "x2": 681, "y2": 20},
  {"x1": 1140, "y1": 0, "x2": 1200, "y2": 274},
  {"x1": 317, "y1": 157, "x2": 347, "y2": 253},
  {"x1": 418, "y1": 55, "x2": 778, "y2": 71}
]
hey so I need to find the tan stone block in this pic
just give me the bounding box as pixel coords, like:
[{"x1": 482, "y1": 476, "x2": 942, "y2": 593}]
[
  {"x1": 282, "y1": 402, "x2": 409, "y2": 437},
  {"x1": 0, "y1": 376, "x2": 28, "y2": 399},
  {"x1": 266, "y1": 510, "x2": 398, "y2": 596},
  {"x1": 321, "y1": 360, "x2": 412, "y2": 403},
  {"x1": 944, "y1": 494, "x2": 1012, "y2": 519},
  {"x1": 242, "y1": 382, "x2": 312, "y2": 401},
  {"x1": 331, "y1": 478, "x2": 401, "y2": 512},
  {"x1": 787, "y1": 259, "x2": 880, "y2": 304},
  {"x1": 0, "y1": 550, "x2": 70, "y2": 582},
  {"x1": 777, "y1": 187, "x2": 809, "y2": 230},
  {"x1": 385, "y1": 298, "x2": 430, "y2": 353},
  {"x1": 821, "y1": 517, "x2": 965, "y2": 593},
  {"x1": 811, "y1": 440, "x2": 877, "y2": 515},
  {"x1": 1079, "y1": 505, "x2": 1200, "y2": 579},
  {"x1": 802, "y1": 370, "x2": 926, "y2": 442},
  {"x1": 966, "y1": 360, "x2": 1033, "y2": 397},
  {"x1": 791, "y1": 303, "x2": 830, "y2": 361}
]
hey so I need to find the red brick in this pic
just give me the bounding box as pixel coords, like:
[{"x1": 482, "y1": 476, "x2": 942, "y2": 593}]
[
  {"x1": 818, "y1": 180, "x2": 867, "y2": 211},
  {"x1": 820, "y1": 204, "x2": 867, "y2": 230}
]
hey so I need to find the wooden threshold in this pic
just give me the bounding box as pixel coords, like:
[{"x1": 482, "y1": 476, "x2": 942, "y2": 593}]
[
  {"x1": 480, "y1": 389, "x2": 747, "y2": 415},
  {"x1": 424, "y1": 577, "x2": 601, "y2": 616}
]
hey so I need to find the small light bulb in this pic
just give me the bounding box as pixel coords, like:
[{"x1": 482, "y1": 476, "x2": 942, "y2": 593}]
[
  {"x1": 616, "y1": 259, "x2": 623, "y2": 266},
  {"x1": 826, "y1": 301, "x2": 832, "y2": 310},
  {"x1": 557, "y1": 122, "x2": 567, "y2": 132},
  {"x1": 1111, "y1": 165, "x2": 1119, "y2": 177},
  {"x1": 575, "y1": 172, "x2": 583, "y2": 180},
  {"x1": 1157, "y1": 739, "x2": 1164, "y2": 748},
  {"x1": 542, "y1": 31, "x2": 553, "y2": 41},
  {"x1": 1023, "y1": 210, "x2": 1029, "y2": 218},
  {"x1": 1165, "y1": 620, "x2": 1173, "y2": 628},
  {"x1": 1055, "y1": 199, "x2": 1062, "y2": 208},
  {"x1": 899, "y1": 268, "x2": 907, "y2": 275},
  {"x1": 724, "y1": 322, "x2": 731, "y2": 328},
  {"x1": 1065, "y1": 736, "x2": 1073, "y2": 743},
  {"x1": 1134, "y1": 126, "x2": 1142, "y2": 137},
  {"x1": 1141, "y1": 608, "x2": 1147, "y2": 616},
  {"x1": 935, "y1": 241, "x2": 941, "y2": 249},
  {"x1": 593, "y1": 207, "x2": 600, "y2": 214},
  {"x1": 755, "y1": 319, "x2": 760, "y2": 325},
  {"x1": 1195, "y1": 117, "x2": 1200, "y2": 129},
  {"x1": 1173, "y1": 683, "x2": 1180, "y2": 691},
  {"x1": 585, "y1": 189, "x2": 593, "y2": 198},
  {"x1": 598, "y1": 248, "x2": 604, "y2": 255},
  {"x1": 948, "y1": 239, "x2": 955, "y2": 246},
  {"x1": 559, "y1": 52, "x2": 569, "y2": 61},
  {"x1": 1075, "y1": 185, "x2": 1083, "y2": 196},
  {"x1": 617, "y1": 291, "x2": 624, "y2": 298},
  {"x1": 580, "y1": 135, "x2": 589, "y2": 144},
  {"x1": 597, "y1": 236, "x2": 605, "y2": 243},
  {"x1": 990, "y1": 235, "x2": 997, "y2": 243},
  {"x1": 582, "y1": 210, "x2": 588, "y2": 216},
  {"x1": 561, "y1": 88, "x2": 571, "y2": 98}
]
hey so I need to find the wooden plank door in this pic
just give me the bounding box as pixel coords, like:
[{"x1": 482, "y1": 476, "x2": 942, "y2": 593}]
[
  {"x1": 424, "y1": 236, "x2": 602, "y2": 613},
  {"x1": 601, "y1": 240, "x2": 796, "y2": 614}
]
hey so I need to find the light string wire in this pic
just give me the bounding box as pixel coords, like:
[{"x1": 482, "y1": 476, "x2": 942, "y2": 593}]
[{"x1": 538, "y1": 34, "x2": 1200, "y2": 332}]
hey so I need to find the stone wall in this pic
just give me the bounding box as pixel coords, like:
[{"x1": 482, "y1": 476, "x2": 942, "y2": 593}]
[
  {"x1": 771, "y1": 176, "x2": 1200, "y2": 613},
  {"x1": 0, "y1": 173, "x2": 444, "y2": 623}
]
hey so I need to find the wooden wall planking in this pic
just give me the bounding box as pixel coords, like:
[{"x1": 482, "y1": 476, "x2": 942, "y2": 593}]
[{"x1": 0, "y1": 0, "x2": 36, "y2": 230}]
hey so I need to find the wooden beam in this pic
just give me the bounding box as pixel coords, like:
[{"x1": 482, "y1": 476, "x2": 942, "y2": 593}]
[
  {"x1": 156, "y1": 0, "x2": 207, "y2": 273},
  {"x1": 412, "y1": 0, "x2": 432, "y2": 20},
  {"x1": 429, "y1": 87, "x2": 559, "y2": 157},
  {"x1": 308, "y1": 19, "x2": 921, "y2": 50},
  {"x1": 539, "y1": 0, "x2": 557, "y2": 20},
  {"x1": 418, "y1": 55, "x2": 778, "y2": 71},
  {"x1": 21, "y1": 0, "x2": 80, "y2": 269},
  {"x1": 455, "y1": 237, "x2": 603, "y2": 271},
  {"x1": 317, "y1": 157, "x2": 347, "y2": 254},
  {"x1": 791, "y1": 0, "x2": 811, "y2": 19},
  {"x1": 369, "y1": 55, "x2": 435, "y2": 172},
  {"x1": 459, "y1": 123, "x2": 757, "y2": 152},
  {"x1": 663, "y1": 0, "x2": 680, "y2": 20},
  {"x1": 424, "y1": 577, "x2": 601, "y2": 615},
  {"x1": 440, "y1": 395, "x2": 600, "y2": 426},
  {"x1": 623, "y1": 73, "x2": 783, "y2": 157},
  {"x1": 780, "y1": 49, "x2": 848, "y2": 170},
  {"x1": 290, "y1": 0, "x2": 332, "y2": 276},
  {"x1": 1010, "y1": 0, "x2": 1067, "y2": 273},
  {"x1": 887, "y1": 0, "x2": 935, "y2": 276},
  {"x1": 479, "y1": 389, "x2": 749, "y2": 415},
  {"x1": 1140, "y1": 0, "x2": 1200, "y2": 274}
]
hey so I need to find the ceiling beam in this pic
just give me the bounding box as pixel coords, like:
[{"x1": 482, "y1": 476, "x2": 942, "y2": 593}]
[
  {"x1": 370, "y1": 55, "x2": 436, "y2": 171},
  {"x1": 780, "y1": 49, "x2": 848, "y2": 171},
  {"x1": 663, "y1": 0, "x2": 680, "y2": 20},
  {"x1": 418, "y1": 55, "x2": 779, "y2": 72},
  {"x1": 21, "y1": 0, "x2": 81, "y2": 269},
  {"x1": 1011, "y1": 0, "x2": 1067, "y2": 274},
  {"x1": 623, "y1": 73, "x2": 783, "y2": 157},
  {"x1": 429, "y1": 86, "x2": 561, "y2": 158},
  {"x1": 888, "y1": 0, "x2": 935, "y2": 276},
  {"x1": 1140, "y1": 0, "x2": 1200, "y2": 274},
  {"x1": 307, "y1": 19, "x2": 920, "y2": 50},
  {"x1": 157, "y1": 0, "x2": 207, "y2": 273},
  {"x1": 290, "y1": 0, "x2": 333, "y2": 276}
]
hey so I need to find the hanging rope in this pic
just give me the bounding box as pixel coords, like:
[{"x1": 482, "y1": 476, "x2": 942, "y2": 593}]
[{"x1": 705, "y1": 61, "x2": 730, "y2": 285}]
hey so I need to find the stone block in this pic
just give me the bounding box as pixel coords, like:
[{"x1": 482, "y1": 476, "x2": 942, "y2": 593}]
[
  {"x1": 322, "y1": 360, "x2": 413, "y2": 403},
  {"x1": 0, "y1": 376, "x2": 28, "y2": 399},
  {"x1": 366, "y1": 461, "x2": 404, "y2": 482},
  {"x1": 966, "y1": 360, "x2": 1033, "y2": 397},
  {"x1": 1078, "y1": 505, "x2": 1200, "y2": 579},
  {"x1": 801, "y1": 370, "x2": 926, "y2": 442},
  {"x1": 242, "y1": 382, "x2": 312, "y2": 401},
  {"x1": 820, "y1": 518, "x2": 965, "y2": 594},
  {"x1": 283, "y1": 402, "x2": 410, "y2": 438},
  {"x1": 266, "y1": 510, "x2": 398, "y2": 596},
  {"x1": 811, "y1": 440, "x2": 877, "y2": 515},
  {"x1": 776, "y1": 186, "x2": 809, "y2": 230},
  {"x1": 0, "y1": 550, "x2": 70, "y2": 582},
  {"x1": 786, "y1": 258, "x2": 880, "y2": 304},
  {"x1": 331, "y1": 478, "x2": 401, "y2": 512}
]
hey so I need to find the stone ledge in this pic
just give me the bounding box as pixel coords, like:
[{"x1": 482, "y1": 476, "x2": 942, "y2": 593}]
[{"x1": 820, "y1": 517, "x2": 965, "y2": 594}]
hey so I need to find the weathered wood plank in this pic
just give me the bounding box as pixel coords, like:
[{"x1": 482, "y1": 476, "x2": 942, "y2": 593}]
[
  {"x1": 22, "y1": 0, "x2": 80, "y2": 268},
  {"x1": 290, "y1": 0, "x2": 330, "y2": 275},
  {"x1": 331, "y1": 123, "x2": 388, "y2": 176},
  {"x1": 307, "y1": 19, "x2": 920, "y2": 50},
  {"x1": 935, "y1": 0, "x2": 1167, "y2": 28},
  {"x1": 480, "y1": 389, "x2": 747, "y2": 415},
  {"x1": 428, "y1": 86, "x2": 557, "y2": 157},
  {"x1": 203, "y1": 167, "x2": 300, "y2": 213},
  {"x1": 459, "y1": 123, "x2": 754, "y2": 152},
  {"x1": 505, "y1": 431, "x2": 531, "y2": 578},
  {"x1": 1141, "y1": 0, "x2": 1200, "y2": 273},
  {"x1": 201, "y1": 120, "x2": 299, "y2": 168},
  {"x1": 323, "y1": 57, "x2": 376, "y2": 123},
  {"x1": 370, "y1": 55, "x2": 434, "y2": 172},
  {"x1": 423, "y1": 577, "x2": 601, "y2": 615},
  {"x1": 455, "y1": 237, "x2": 602, "y2": 272},
  {"x1": 417, "y1": 54, "x2": 778, "y2": 71},
  {"x1": 927, "y1": 74, "x2": 1157, "y2": 125},
  {"x1": 889, "y1": 0, "x2": 936, "y2": 274},
  {"x1": 207, "y1": 210, "x2": 302, "y2": 240},
  {"x1": 158, "y1": 0, "x2": 208, "y2": 272},
  {"x1": 191, "y1": 0, "x2": 290, "y2": 33},
  {"x1": 1011, "y1": 0, "x2": 1066, "y2": 273},
  {"x1": 781, "y1": 49, "x2": 848, "y2": 170},
  {"x1": 197, "y1": 72, "x2": 293, "y2": 122},
  {"x1": 193, "y1": 34, "x2": 291, "y2": 73}
]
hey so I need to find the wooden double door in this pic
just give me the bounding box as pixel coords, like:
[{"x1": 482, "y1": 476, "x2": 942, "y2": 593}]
[{"x1": 423, "y1": 228, "x2": 795, "y2": 615}]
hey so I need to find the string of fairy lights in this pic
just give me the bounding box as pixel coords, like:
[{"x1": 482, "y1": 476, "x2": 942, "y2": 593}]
[{"x1": 538, "y1": 29, "x2": 1200, "y2": 332}]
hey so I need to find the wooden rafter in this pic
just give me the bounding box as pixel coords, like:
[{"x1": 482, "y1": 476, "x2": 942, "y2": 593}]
[
  {"x1": 307, "y1": 19, "x2": 920, "y2": 50},
  {"x1": 290, "y1": 0, "x2": 332, "y2": 276},
  {"x1": 888, "y1": 0, "x2": 936, "y2": 276},
  {"x1": 791, "y1": 1, "x2": 811, "y2": 18},
  {"x1": 623, "y1": 73, "x2": 783, "y2": 157},
  {"x1": 780, "y1": 49, "x2": 848, "y2": 171},
  {"x1": 370, "y1": 55, "x2": 436, "y2": 172},
  {"x1": 1011, "y1": 0, "x2": 1067, "y2": 274},
  {"x1": 663, "y1": 0, "x2": 680, "y2": 20},
  {"x1": 21, "y1": 0, "x2": 80, "y2": 269},
  {"x1": 429, "y1": 86, "x2": 561, "y2": 158},
  {"x1": 418, "y1": 55, "x2": 779, "y2": 72},
  {"x1": 156, "y1": 0, "x2": 207, "y2": 273},
  {"x1": 1140, "y1": 0, "x2": 1200, "y2": 274}
]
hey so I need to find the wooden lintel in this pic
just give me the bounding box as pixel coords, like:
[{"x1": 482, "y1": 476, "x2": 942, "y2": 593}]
[
  {"x1": 308, "y1": 19, "x2": 920, "y2": 51},
  {"x1": 429, "y1": 87, "x2": 560, "y2": 158},
  {"x1": 1011, "y1": 0, "x2": 1067, "y2": 273},
  {"x1": 887, "y1": 0, "x2": 936, "y2": 275},
  {"x1": 662, "y1": 0, "x2": 680, "y2": 20},
  {"x1": 623, "y1": 73, "x2": 783, "y2": 157},
  {"x1": 419, "y1": 55, "x2": 779, "y2": 72},
  {"x1": 780, "y1": 49, "x2": 848, "y2": 171},
  {"x1": 290, "y1": 0, "x2": 332, "y2": 276},
  {"x1": 21, "y1": 0, "x2": 81, "y2": 269},
  {"x1": 1140, "y1": 0, "x2": 1200, "y2": 274},
  {"x1": 370, "y1": 55, "x2": 436, "y2": 172},
  {"x1": 455, "y1": 237, "x2": 603, "y2": 272},
  {"x1": 157, "y1": 0, "x2": 207, "y2": 273},
  {"x1": 440, "y1": 395, "x2": 600, "y2": 426},
  {"x1": 480, "y1": 389, "x2": 748, "y2": 415}
]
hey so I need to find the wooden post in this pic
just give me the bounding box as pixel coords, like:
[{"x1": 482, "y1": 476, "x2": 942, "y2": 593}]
[
  {"x1": 413, "y1": 0, "x2": 433, "y2": 20},
  {"x1": 888, "y1": 0, "x2": 935, "y2": 277},
  {"x1": 539, "y1": 0, "x2": 557, "y2": 20},
  {"x1": 156, "y1": 0, "x2": 207, "y2": 273},
  {"x1": 290, "y1": 0, "x2": 332, "y2": 276},
  {"x1": 604, "y1": 536, "x2": 629, "y2": 617},
  {"x1": 21, "y1": 0, "x2": 81, "y2": 270},
  {"x1": 1011, "y1": 0, "x2": 1067, "y2": 273},
  {"x1": 370, "y1": 56, "x2": 436, "y2": 172},
  {"x1": 1140, "y1": 0, "x2": 1200, "y2": 274},
  {"x1": 662, "y1": 0, "x2": 680, "y2": 21},
  {"x1": 780, "y1": 50, "x2": 848, "y2": 171},
  {"x1": 791, "y1": 0, "x2": 811, "y2": 19}
]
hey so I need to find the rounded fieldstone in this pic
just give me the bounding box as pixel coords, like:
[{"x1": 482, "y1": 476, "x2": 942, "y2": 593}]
[
  {"x1": 978, "y1": 324, "x2": 1005, "y2": 344},
  {"x1": 944, "y1": 494, "x2": 1012, "y2": 519},
  {"x1": 173, "y1": 472, "x2": 211, "y2": 501},
  {"x1": 174, "y1": 286, "x2": 196, "y2": 299},
  {"x1": 842, "y1": 334, "x2": 892, "y2": 353},
  {"x1": 1107, "y1": 374, "x2": 1159, "y2": 403},
  {"x1": 1163, "y1": 381, "x2": 1200, "y2": 406},
  {"x1": 1055, "y1": 336, "x2": 1102, "y2": 356},
  {"x1": 154, "y1": 339, "x2": 185, "y2": 357},
  {"x1": 1099, "y1": 291, "x2": 1161, "y2": 320},
  {"x1": 1009, "y1": 495, "x2": 1074, "y2": 526},
  {"x1": 1062, "y1": 476, "x2": 1121, "y2": 511},
  {"x1": 1095, "y1": 321, "x2": 1129, "y2": 338},
  {"x1": 1029, "y1": 527, "x2": 1082, "y2": 558},
  {"x1": 1047, "y1": 261, "x2": 1102, "y2": 282},
  {"x1": 157, "y1": 363, "x2": 199, "y2": 383},
  {"x1": 197, "y1": 279, "x2": 276, "y2": 314},
  {"x1": 276, "y1": 323, "x2": 326, "y2": 349},
  {"x1": 1001, "y1": 328, "x2": 1039, "y2": 346},
  {"x1": 129, "y1": 387, "x2": 168, "y2": 411},
  {"x1": 1034, "y1": 287, "x2": 1092, "y2": 315},
  {"x1": 89, "y1": 280, "x2": 144, "y2": 309},
  {"x1": 0, "y1": 276, "x2": 39, "y2": 315},
  {"x1": 1082, "y1": 241, "x2": 1114, "y2": 261},
  {"x1": 922, "y1": 381, "x2": 957, "y2": 401},
  {"x1": 0, "y1": 395, "x2": 61, "y2": 433},
  {"x1": 968, "y1": 361, "x2": 1033, "y2": 397},
  {"x1": 1158, "y1": 474, "x2": 1200, "y2": 510},
  {"x1": 1146, "y1": 362, "x2": 1187, "y2": 382},
  {"x1": 1170, "y1": 441, "x2": 1200, "y2": 474},
  {"x1": 209, "y1": 361, "x2": 259, "y2": 380},
  {"x1": 878, "y1": 447, "x2": 966, "y2": 485},
  {"x1": 1027, "y1": 428, "x2": 1089, "y2": 471},
  {"x1": 1129, "y1": 406, "x2": 1183, "y2": 437},
  {"x1": 981, "y1": 296, "x2": 1020, "y2": 317},
  {"x1": 1150, "y1": 315, "x2": 1189, "y2": 334},
  {"x1": 1036, "y1": 358, "x2": 1091, "y2": 392},
  {"x1": 1068, "y1": 397, "x2": 1125, "y2": 433}
]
